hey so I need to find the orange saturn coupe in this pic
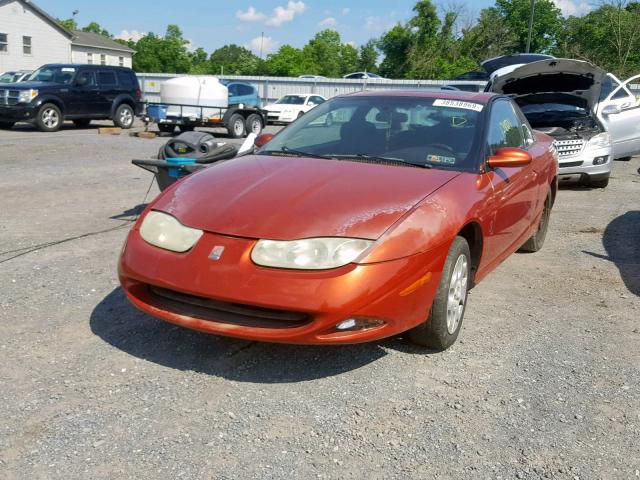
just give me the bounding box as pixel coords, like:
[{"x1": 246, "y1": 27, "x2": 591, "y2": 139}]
[{"x1": 119, "y1": 91, "x2": 558, "y2": 350}]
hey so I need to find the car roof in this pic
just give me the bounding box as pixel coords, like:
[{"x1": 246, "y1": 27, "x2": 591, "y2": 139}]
[
  {"x1": 38, "y1": 63, "x2": 133, "y2": 71},
  {"x1": 342, "y1": 89, "x2": 496, "y2": 104}
]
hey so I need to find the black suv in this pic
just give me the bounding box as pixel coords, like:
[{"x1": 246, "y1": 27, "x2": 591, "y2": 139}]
[{"x1": 0, "y1": 64, "x2": 142, "y2": 132}]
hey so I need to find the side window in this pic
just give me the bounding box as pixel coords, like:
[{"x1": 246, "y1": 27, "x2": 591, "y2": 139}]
[
  {"x1": 228, "y1": 84, "x2": 238, "y2": 96},
  {"x1": 237, "y1": 84, "x2": 254, "y2": 96},
  {"x1": 77, "y1": 70, "x2": 96, "y2": 87},
  {"x1": 488, "y1": 101, "x2": 525, "y2": 154},
  {"x1": 117, "y1": 71, "x2": 134, "y2": 89},
  {"x1": 98, "y1": 71, "x2": 117, "y2": 87},
  {"x1": 311, "y1": 96, "x2": 324, "y2": 104}
]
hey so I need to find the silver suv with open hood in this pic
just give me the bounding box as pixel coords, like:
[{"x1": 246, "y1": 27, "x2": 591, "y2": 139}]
[{"x1": 486, "y1": 58, "x2": 640, "y2": 188}]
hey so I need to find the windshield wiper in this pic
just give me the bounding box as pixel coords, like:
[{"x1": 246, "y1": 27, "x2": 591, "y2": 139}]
[
  {"x1": 330, "y1": 153, "x2": 432, "y2": 168},
  {"x1": 261, "y1": 147, "x2": 334, "y2": 160}
]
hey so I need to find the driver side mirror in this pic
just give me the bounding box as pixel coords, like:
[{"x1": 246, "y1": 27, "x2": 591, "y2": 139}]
[
  {"x1": 601, "y1": 104, "x2": 621, "y2": 116},
  {"x1": 254, "y1": 133, "x2": 274, "y2": 148},
  {"x1": 487, "y1": 147, "x2": 532, "y2": 169}
]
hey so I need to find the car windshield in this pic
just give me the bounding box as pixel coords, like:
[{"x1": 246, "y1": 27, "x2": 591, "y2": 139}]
[
  {"x1": 259, "y1": 96, "x2": 484, "y2": 171},
  {"x1": 276, "y1": 95, "x2": 306, "y2": 105},
  {"x1": 0, "y1": 72, "x2": 18, "y2": 82},
  {"x1": 27, "y1": 66, "x2": 76, "y2": 84}
]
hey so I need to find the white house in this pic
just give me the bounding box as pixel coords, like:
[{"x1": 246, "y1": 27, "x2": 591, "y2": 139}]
[{"x1": 0, "y1": 0, "x2": 134, "y2": 73}]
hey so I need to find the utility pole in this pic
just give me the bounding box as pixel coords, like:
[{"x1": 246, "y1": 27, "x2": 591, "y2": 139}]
[
  {"x1": 525, "y1": 0, "x2": 535, "y2": 53},
  {"x1": 259, "y1": 32, "x2": 264, "y2": 59}
]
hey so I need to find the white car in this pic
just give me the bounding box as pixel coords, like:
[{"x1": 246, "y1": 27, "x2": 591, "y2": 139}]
[
  {"x1": 265, "y1": 94, "x2": 326, "y2": 124},
  {"x1": 487, "y1": 58, "x2": 640, "y2": 188},
  {"x1": 343, "y1": 72, "x2": 385, "y2": 80}
]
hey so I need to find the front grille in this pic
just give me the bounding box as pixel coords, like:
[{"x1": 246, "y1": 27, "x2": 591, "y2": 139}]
[
  {"x1": 560, "y1": 160, "x2": 584, "y2": 168},
  {"x1": 554, "y1": 139, "x2": 585, "y2": 158},
  {"x1": 0, "y1": 89, "x2": 20, "y2": 106},
  {"x1": 148, "y1": 286, "x2": 310, "y2": 329}
]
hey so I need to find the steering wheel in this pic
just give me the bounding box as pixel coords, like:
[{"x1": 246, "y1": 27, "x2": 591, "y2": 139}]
[{"x1": 425, "y1": 143, "x2": 455, "y2": 153}]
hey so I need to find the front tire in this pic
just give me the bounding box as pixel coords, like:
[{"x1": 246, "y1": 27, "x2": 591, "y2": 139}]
[
  {"x1": 36, "y1": 103, "x2": 62, "y2": 132},
  {"x1": 409, "y1": 237, "x2": 471, "y2": 350},
  {"x1": 113, "y1": 104, "x2": 135, "y2": 129},
  {"x1": 519, "y1": 189, "x2": 552, "y2": 253}
]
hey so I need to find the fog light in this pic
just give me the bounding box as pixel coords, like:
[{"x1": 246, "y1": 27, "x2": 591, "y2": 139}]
[
  {"x1": 593, "y1": 155, "x2": 608, "y2": 165},
  {"x1": 335, "y1": 317, "x2": 385, "y2": 331}
]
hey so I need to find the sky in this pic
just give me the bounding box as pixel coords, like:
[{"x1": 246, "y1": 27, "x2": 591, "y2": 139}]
[{"x1": 34, "y1": 0, "x2": 594, "y2": 56}]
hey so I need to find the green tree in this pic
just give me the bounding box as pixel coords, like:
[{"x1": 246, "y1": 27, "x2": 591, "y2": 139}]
[
  {"x1": 132, "y1": 25, "x2": 192, "y2": 73},
  {"x1": 495, "y1": 0, "x2": 563, "y2": 53},
  {"x1": 378, "y1": 24, "x2": 414, "y2": 78},
  {"x1": 357, "y1": 39, "x2": 379, "y2": 72},
  {"x1": 264, "y1": 45, "x2": 314, "y2": 76},
  {"x1": 82, "y1": 22, "x2": 112, "y2": 37},
  {"x1": 303, "y1": 29, "x2": 344, "y2": 77},
  {"x1": 57, "y1": 18, "x2": 77, "y2": 30},
  {"x1": 556, "y1": 1, "x2": 640, "y2": 77},
  {"x1": 209, "y1": 44, "x2": 261, "y2": 75},
  {"x1": 189, "y1": 47, "x2": 210, "y2": 74},
  {"x1": 340, "y1": 43, "x2": 359, "y2": 74},
  {"x1": 459, "y1": 7, "x2": 518, "y2": 62}
]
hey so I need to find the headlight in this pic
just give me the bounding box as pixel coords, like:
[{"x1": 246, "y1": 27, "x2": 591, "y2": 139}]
[
  {"x1": 18, "y1": 89, "x2": 38, "y2": 103},
  {"x1": 587, "y1": 132, "x2": 611, "y2": 149},
  {"x1": 251, "y1": 237, "x2": 373, "y2": 270},
  {"x1": 139, "y1": 211, "x2": 203, "y2": 253}
]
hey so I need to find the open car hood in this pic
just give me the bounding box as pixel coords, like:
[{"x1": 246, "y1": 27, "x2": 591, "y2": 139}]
[
  {"x1": 152, "y1": 154, "x2": 459, "y2": 241},
  {"x1": 490, "y1": 59, "x2": 607, "y2": 110}
]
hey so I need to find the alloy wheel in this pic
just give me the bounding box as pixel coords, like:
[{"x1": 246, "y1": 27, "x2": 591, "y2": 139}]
[{"x1": 446, "y1": 254, "x2": 468, "y2": 334}]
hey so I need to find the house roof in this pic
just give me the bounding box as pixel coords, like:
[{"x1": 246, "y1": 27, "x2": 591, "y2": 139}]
[
  {"x1": 1, "y1": 0, "x2": 74, "y2": 38},
  {"x1": 71, "y1": 30, "x2": 135, "y2": 54},
  {"x1": 1, "y1": 0, "x2": 134, "y2": 53}
]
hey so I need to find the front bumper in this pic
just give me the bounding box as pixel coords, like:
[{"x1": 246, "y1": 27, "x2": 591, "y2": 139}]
[
  {"x1": 0, "y1": 104, "x2": 38, "y2": 122},
  {"x1": 266, "y1": 111, "x2": 297, "y2": 123},
  {"x1": 118, "y1": 229, "x2": 449, "y2": 344},
  {"x1": 556, "y1": 144, "x2": 612, "y2": 182}
]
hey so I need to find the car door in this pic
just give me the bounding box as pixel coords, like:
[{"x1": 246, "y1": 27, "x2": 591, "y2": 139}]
[
  {"x1": 68, "y1": 70, "x2": 99, "y2": 116},
  {"x1": 96, "y1": 70, "x2": 118, "y2": 116},
  {"x1": 597, "y1": 73, "x2": 640, "y2": 158},
  {"x1": 483, "y1": 99, "x2": 538, "y2": 263}
]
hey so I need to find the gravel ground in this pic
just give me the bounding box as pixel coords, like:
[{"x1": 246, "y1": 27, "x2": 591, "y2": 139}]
[{"x1": 0, "y1": 120, "x2": 639, "y2": 480}]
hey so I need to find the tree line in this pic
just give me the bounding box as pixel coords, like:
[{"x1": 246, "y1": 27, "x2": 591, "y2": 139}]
[{"x1": 58, "y1": 0, "x2": 640, "y2": 80}]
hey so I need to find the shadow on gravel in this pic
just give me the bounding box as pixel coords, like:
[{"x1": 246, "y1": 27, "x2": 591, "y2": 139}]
[
  {"x1": 583, "y1": 210, "x2": 640, "y2": 297},
  {"x1": 90, "y1": 288, "x2": 407, "y2": 383}
]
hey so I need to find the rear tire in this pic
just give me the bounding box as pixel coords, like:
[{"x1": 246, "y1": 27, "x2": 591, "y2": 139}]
[
  {"x1": 0, "y1": 121, "x2": 14, "y2": 129},
  {"x1": 228, "y1": 113, "x2": 245, "y2": 138},
  {"x1": 409, "y1": 237, "x2": 471, "y2": 350},
  {"x1": 587, "y1": 176, "x2": 609, "y2": 189},
  {"x1": 73, "y1": 119, "x2": 91, "y2": 128},
  {"x1": 519, "y1": 189, "x2": 552, "y2": 253},
  {"x1": 245, "y1": 114, "x2": 263, "y2": 135},
  {"x1": 113, "y1": 104, "x2": 134, "y2": 129},
  {"x1": 36, "y1": 103, "x2": 62, "y2": 132}
]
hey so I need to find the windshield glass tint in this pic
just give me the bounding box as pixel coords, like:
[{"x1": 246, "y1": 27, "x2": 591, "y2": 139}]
[
  {"x1": 260, "y1": 96, "x2": 483, "y2": 171},
  {"x1": 277, "y1": 95, "x2": 306, "y2": 104},
  {"x1": 28, "y1": 67, "x2": 76, "y2": 84},
  {"x1": 0, "y1": 73, "x2": 16, "y2": 82}
]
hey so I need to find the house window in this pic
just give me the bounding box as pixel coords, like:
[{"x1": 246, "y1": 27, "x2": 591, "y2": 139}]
[
  {"x1": 23, "y1": 36, "x2": 32, "y2": 55},
  {"x1": 0, "y1": 33, "x2": 7, "y2": 53},
  {"x1": 100, "y1": 54, "x2": 106, "y2": 65},
  {"x1": 119, "y1": 56, "x2": 124, "y2": 67},
  {"x1": 87, "y1": 52, "x2": 93, "y2": 64}
]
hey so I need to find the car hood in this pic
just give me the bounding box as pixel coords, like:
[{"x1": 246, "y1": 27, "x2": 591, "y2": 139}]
[
  {"x1": 152, "y1": 155, "x2": 459, "y2": 240},
  {"x1": 490, "y1": 59, "x2": 607, "y2": 110},
  {"x1": 0, "y1": 81, "x2": 55, "y2": 89}
]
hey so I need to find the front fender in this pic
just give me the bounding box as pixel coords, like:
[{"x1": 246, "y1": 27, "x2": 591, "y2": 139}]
[
  {"x1": 33, "y1": 95, "x2": 66, "y2": 113},
  {"x1": 358, "y1": 173, "x2": 492, "y2": 263}
]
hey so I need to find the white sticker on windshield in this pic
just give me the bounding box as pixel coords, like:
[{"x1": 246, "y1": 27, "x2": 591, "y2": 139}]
[
  {"x1": 433, "y1": 99, "x2": 483, "y2": 112},
  {"x1": 61, "y1": 68, "x2": 76, "y2": 72}
]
